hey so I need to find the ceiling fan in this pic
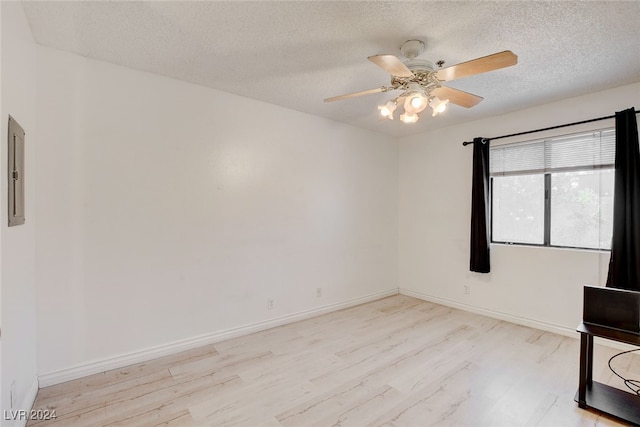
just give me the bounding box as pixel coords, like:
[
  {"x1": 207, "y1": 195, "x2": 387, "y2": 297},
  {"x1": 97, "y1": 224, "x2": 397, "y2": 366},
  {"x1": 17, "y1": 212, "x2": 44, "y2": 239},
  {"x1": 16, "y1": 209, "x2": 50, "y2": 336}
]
[{"x1": 324, "y1": 40, "x2": 517, "y2": 123}]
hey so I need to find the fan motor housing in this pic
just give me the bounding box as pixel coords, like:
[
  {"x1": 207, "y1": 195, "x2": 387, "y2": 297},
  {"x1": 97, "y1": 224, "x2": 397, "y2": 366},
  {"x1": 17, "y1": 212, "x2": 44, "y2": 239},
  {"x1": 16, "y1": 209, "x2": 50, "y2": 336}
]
[{"x1": 404, "y1": 58, "x2": 434, "y2": 73}]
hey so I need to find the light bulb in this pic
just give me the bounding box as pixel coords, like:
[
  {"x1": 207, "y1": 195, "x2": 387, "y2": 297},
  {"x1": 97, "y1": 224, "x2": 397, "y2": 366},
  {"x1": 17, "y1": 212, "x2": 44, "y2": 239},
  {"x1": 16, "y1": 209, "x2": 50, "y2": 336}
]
[
  {"x1": 403, "y1": 83, "x2": 428, "y2": 114},
  {"x1": 378, "y1": 100, "x2": 397, "y2": 119},
  {"x1": 411, "y1": 95, "x2": 427, "y2": 109},
  {"x1": 400, "y1": 112, "x2": 419, "y2": 124},
  {"x1": 429, "y1": 97, "x2": 449, "y2": 116}
]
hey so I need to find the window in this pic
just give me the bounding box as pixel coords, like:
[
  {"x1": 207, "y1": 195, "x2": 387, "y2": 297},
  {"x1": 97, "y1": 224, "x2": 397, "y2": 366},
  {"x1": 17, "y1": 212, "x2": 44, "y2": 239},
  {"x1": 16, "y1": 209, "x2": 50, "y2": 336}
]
[{"x1": 490, "y1": 129, "x2": 615, "y2": 250}]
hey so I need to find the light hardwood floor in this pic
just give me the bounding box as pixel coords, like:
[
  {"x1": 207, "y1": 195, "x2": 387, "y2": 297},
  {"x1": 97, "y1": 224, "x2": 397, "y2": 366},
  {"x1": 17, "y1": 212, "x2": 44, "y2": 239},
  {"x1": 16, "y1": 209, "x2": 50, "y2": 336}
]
[{"x1": 28, "y1": 295, "x2": 638, "y2": 426}]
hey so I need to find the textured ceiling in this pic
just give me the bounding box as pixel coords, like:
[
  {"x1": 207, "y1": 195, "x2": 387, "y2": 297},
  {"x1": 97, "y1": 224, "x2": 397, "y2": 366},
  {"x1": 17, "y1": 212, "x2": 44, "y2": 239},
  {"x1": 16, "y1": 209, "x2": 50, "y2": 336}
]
[{"x1": 21, "y1": 1, "x2": 640, "y2": 137}]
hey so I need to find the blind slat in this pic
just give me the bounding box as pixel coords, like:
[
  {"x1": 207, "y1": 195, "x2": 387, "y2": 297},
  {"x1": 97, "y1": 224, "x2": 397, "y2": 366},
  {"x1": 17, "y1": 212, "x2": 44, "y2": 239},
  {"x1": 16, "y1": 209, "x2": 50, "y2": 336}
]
[{"x1": 490, "y1": 129, "x2": 615, "y2": 175}]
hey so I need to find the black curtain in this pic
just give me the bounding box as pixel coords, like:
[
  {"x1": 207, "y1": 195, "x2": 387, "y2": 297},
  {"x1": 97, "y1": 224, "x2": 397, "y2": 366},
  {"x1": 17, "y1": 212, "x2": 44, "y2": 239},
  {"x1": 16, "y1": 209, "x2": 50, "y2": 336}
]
[
  {"x1": 470, "y1": 137, "x2": 491, "y2": 273},
  {"x1": 606, "y1": 107, "x2": 640, "y2": 291}
]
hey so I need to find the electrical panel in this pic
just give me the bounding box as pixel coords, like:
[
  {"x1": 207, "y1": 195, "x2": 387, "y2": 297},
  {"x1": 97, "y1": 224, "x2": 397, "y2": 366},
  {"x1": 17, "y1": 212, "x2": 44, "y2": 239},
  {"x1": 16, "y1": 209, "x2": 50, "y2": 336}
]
[{"x1": 8, "y1": 115, "x2": 25, "y2": 226}]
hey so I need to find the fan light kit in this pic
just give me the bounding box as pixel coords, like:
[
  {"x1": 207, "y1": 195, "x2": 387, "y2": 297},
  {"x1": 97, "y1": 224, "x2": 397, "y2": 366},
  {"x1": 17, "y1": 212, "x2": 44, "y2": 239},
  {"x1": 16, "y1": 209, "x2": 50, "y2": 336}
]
[{"x1": 325, "y1": 39, "x2": 517, "y2": 124}]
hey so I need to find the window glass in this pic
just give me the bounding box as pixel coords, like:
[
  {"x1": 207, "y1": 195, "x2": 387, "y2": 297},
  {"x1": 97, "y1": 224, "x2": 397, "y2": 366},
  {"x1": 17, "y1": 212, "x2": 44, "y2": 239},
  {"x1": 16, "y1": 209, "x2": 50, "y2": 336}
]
[
  {"x1": 550, "y1": 169, "x2": 614, "y2": 249},
  {"x1": 492, "y1": 174, "x2": 545, "y2": 244}
]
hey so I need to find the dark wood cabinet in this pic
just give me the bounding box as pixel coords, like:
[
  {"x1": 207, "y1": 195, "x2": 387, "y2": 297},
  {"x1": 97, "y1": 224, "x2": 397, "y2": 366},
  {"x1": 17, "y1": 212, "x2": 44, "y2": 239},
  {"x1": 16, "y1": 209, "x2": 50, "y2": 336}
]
[{"x1": 575, "y1": 322, "x2": 640, "y2": 425}]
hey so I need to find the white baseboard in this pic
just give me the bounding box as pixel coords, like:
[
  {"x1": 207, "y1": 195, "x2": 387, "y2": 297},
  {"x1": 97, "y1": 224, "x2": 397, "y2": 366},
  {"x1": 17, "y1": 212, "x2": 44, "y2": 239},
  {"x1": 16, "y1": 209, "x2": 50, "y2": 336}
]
[
  {"x1": 37, "y1": 288, "x2": 636, "y2": 388},
  {"x1": 25, "y1": 377, "x2": 39, "y2": 407},
  {"x1": 38, "y1": 289, "x2": 398, "y2": 387},
  {"x1": 399, "y1": 288, "x2": 638, "y2": 351},
  {"x1": 7, "y1": 377, "x2": 39, "y2": 427},
  {"x1": 399, "y1": 288, "x2": 578, "y2": 337}
]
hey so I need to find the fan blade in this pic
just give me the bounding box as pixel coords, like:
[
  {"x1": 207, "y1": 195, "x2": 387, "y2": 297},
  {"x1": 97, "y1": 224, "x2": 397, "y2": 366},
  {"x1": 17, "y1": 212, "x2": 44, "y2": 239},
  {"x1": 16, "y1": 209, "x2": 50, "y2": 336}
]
[
  {"x1": 324, "y1": 87, "x2": 387, "y2": 102},
  {"x1": 435, "y1": 51, "x2": 517, "y2": 82},
  {"x1": 368, "y1": 54, "x2": 414, "y2": 78},
  {"x1": 431, "y1": 86, "x2": 483, "y2": 108}
]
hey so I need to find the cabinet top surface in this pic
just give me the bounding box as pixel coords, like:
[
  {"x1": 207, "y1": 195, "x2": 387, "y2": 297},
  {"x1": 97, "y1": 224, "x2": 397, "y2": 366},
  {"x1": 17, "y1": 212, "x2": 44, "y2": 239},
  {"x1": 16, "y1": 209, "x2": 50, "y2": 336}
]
[{"x1": 577, "y1": 322, "x2": 640, "y2": 346}]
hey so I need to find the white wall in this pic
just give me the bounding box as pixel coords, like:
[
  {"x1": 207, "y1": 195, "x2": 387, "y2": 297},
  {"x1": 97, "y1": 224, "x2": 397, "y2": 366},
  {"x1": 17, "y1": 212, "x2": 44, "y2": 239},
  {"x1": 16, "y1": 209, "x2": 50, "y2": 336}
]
[
  {"x1": 1, "y1": 1, "x2": 39, "y2": 424},
  {"x1": 35, "y1": 47, "x2": 398, "y2": 382},
  {"x1": 398, "y1": 82, "x2": 640, "y2": 334}
]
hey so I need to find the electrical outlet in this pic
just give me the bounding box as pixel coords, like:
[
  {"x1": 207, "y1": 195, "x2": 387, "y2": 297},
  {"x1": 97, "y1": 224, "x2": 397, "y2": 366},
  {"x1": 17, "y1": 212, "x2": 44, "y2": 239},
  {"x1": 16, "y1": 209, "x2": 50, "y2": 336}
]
[
  {"x1": 267, "y1": 299, "x2": 275, "y2": 310},
  {"x1": 464, "y1": 285, "x2": 471, "y2": 295},
  {"x1": 316, "y1": 287, "x2": 322, "y2": 298}
]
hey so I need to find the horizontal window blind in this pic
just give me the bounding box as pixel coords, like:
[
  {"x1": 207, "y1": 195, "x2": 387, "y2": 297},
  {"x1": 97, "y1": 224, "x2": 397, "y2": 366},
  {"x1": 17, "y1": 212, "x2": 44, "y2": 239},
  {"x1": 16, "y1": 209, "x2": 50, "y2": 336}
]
[{"x1": 490, "y1": 128, "x2": 615, "y2": 176}]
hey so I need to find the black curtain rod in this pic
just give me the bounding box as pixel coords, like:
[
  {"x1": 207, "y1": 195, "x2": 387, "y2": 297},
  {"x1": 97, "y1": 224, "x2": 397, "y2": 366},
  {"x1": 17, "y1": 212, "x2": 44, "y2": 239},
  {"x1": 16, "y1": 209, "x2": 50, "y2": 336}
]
[{"x1": 462, "y1": 109, "x2": 640, "y2": 146}]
